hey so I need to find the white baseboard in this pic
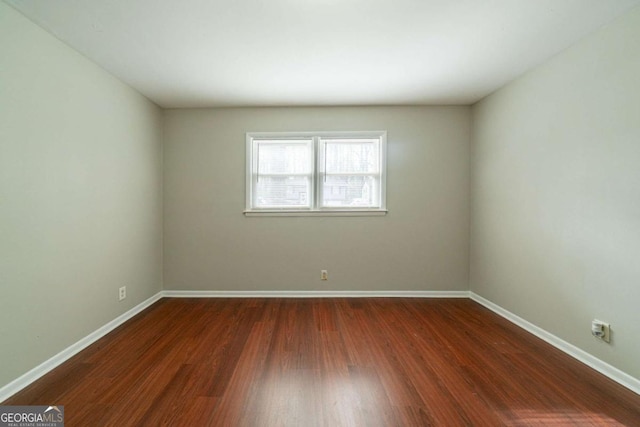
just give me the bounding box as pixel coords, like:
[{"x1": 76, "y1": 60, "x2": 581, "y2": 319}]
[
  {"x1": 0, "y1": 292, "x2": 163, "y2": 403},
  {"x1": 470, "y1": 292, "x2": 640, "y2": 396},
  {"x1": 161, "y1": 290, "x2": 471, "y2": 298}
]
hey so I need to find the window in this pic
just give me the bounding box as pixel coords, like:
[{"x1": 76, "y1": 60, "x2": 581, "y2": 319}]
[{"x1": 246, "y1": 131, "x2": 387, "y2": 216}]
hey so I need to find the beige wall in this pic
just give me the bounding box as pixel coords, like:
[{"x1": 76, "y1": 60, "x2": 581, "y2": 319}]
[
  {"x1": 164, "y1": 106, "x2": 470, "y2": 292},
  {"x1": 0, "y1": 3, "x2": 163, "y2": 388},
  {"x1": 471, "y1": 7, "x2": 640, "y2": 378}
]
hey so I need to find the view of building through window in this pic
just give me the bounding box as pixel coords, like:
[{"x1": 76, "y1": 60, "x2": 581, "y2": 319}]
[
  {"x1": 255, "y1": 140, "x2": 312, "y2": 208},
  {"x1": 321, "y1": 139, "x2": 380, "y2": 207}
]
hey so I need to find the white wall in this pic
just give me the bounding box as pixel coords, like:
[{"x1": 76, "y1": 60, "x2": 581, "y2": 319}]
[
  {"x1": 164, "y1": 106, "x2": 470, "y2": 292},
  {"x1": 0, "y1": 3, "x2": 163, "y2": 388},
  {"x1": 471, "y1": 6, "x2": 640, "y2": 379}
]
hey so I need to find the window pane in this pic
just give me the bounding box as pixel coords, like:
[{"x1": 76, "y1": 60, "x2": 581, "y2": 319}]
[
  {"x1": 323, "y1": 139, "x2": 379, "y2": 173},
  {"x1": 256, "y1": 176, "x2": 310, "y2": 208},
  {"x1": 322, "y1": 175, "x2": 378, "y2": 207},
  {"x1": 257, "y1": 140, "x2": 311, "y2": 174}
]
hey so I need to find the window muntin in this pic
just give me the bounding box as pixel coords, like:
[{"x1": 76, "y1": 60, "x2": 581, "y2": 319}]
[{"x1": 246, "y1": 131, "x2": 386, "y2": 215}]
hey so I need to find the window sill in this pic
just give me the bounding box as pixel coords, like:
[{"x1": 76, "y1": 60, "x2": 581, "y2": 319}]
[{"x1": 244, "y1": 209, "x2": 388, "y2": 217}]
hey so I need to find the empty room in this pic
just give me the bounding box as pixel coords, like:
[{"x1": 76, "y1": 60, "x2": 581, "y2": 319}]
[{"x1": 1, "y1": 0, "x2": 639, "y2": 425}]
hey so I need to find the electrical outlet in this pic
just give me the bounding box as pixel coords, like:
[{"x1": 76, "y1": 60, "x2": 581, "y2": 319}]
[
  {"x1": 321, "y1": 270, "x2": 328, "y2": 281},
  {"x1": 119, "y1": 286, "x2": 126, "y2": 301},
  {"x1": 591, "y1": 319, "x2": 610, "y2": 343}
]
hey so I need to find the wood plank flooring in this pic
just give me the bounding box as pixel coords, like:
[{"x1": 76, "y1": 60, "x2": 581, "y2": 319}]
[{"x1": 4, "y1": 298, "x2": 640, "y2": 426}]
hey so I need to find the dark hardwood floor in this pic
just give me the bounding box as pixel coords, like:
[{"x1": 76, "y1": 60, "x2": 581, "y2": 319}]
[{"x1": 4, "y1": 298, "x2": 640, "y2": 426}]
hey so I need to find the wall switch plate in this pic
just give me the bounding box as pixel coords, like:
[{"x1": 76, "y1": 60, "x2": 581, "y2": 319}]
[{"x1": 119, "y1": 286, "x2": 126, "y2": 301}]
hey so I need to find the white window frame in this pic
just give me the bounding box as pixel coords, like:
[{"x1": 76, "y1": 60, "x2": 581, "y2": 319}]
[{"x1": 245, "y1": 131, "x2": 387, "y2": 217}]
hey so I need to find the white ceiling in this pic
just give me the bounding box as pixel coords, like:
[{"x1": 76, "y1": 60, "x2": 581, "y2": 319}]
[{"x1": 6, "y1": 0, "x2": 639, "y2": 108}]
